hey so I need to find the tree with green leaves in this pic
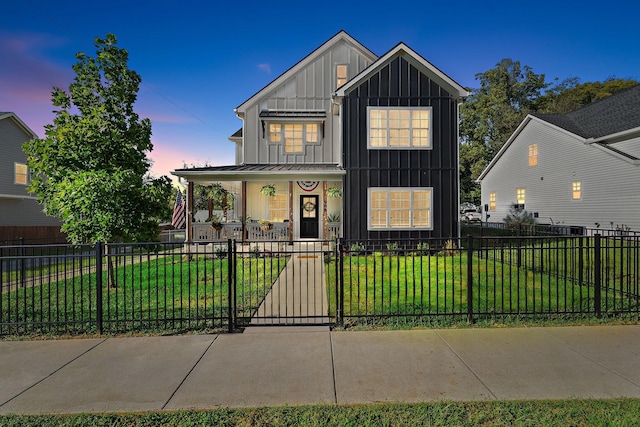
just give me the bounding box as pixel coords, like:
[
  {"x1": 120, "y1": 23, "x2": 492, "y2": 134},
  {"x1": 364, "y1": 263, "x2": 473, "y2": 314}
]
[
  {"x1": 539, "y1": 77, "x2": 639, "y2": 114},
  {"x1": 23, "y1": 33, "x2": 172, "y2": 245},
  {"x1": 460, "y1": 59, "x2": 550, "y2": 158}
]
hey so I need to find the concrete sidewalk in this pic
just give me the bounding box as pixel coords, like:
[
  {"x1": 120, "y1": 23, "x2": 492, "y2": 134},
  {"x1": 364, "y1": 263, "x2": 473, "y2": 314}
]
[{"x1": 1, "y1": 325, "x2": 640, "y2": 414}]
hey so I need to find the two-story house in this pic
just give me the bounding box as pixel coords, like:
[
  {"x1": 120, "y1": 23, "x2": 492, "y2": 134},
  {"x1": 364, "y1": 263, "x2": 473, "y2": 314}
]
[
  {"x1": 478, "y1": 85, "x2": 640, "y2": 232},
  {"x1": 0, "y1": 112, "x2": 62, "y2": 243},
  {"x1": 172, "y1": 31, "x2": 468, "y2": 242}
]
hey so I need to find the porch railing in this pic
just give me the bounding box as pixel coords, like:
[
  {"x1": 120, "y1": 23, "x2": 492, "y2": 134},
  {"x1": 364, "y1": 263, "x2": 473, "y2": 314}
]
[
  {"x1": 246, "y1": 222, "x2": 289, "y2": 241},
  {"x1": 191, "y1": 222, "x2": 243, "y2": 241}
]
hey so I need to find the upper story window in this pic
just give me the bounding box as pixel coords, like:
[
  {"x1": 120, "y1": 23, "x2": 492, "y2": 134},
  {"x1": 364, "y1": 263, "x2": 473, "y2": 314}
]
[
  {"x1": 368, "y1": 107, "x2": 432, "y2": 149},
  {"x1": 489, "y1": 192, "x2": 496, "y2": 210},
  {"x1": 516, "y1": 188, "x2": 526, "y2": 205},
  {"x1": 15, "y1": 163, "x2": 28, "y2": 185},
  {"x1": 528, "y1": 144, "x2": 538, "y2": 166},
  {"x1": 572, "y1": 181, "x2": 581, "y2": 200},
  {"x1": 368, "y1": 187, "x2": 432, "y2": 230},
  {"x1": 336, "y1": 64, "x2": 348, "y2": 88},
  {"x1": 268, "y1": 123, "x2": 319, "y2": 153}
]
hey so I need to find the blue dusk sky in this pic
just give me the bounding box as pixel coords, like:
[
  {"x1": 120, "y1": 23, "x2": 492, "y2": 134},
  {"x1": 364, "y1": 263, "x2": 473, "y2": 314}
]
[{"x1": 2, "y1": 1, "x2": 639, "y2": 183}]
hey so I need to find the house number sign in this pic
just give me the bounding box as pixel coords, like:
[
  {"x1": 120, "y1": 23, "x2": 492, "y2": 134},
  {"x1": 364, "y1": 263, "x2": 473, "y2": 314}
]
[{"x1": 297, "y1": 181, "x2": 319, "y2": 192}]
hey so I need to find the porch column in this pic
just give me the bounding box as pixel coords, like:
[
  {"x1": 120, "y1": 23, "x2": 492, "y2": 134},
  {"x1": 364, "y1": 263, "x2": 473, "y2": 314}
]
[
  {"x1": 187, "y1": 181, "x2": 194, "y2": 242},
  {"x1": 288, "y1": 181, "x2": 293, "y2": 242},
  {"x1": 322, "y1": 181, "x2": 328, "y2": 240},
  {"x1": 241, "y1": 181, "x2": 247, "y2": 242}
]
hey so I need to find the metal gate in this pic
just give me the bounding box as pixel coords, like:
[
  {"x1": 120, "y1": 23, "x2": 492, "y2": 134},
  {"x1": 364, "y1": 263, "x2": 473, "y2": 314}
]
[{"x1": 233, "y1": 240, "x2": 336, "y2": 327}]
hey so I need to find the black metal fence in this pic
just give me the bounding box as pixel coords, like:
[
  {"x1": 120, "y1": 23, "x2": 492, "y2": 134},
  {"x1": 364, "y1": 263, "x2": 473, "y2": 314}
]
[{"x1": 1, "y1": 235, "x2": 639, "y2": 336}]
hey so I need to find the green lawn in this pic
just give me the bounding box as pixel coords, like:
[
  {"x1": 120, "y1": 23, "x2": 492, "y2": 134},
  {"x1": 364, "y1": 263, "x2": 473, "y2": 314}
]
[
  {"x1": 326, "y1": 248, "x2": 638, "y2": 325},
  {"x1": 1, "y1": 252, "x2": 288, "y2": 335},
  {"x1": 1, "y1": 399, "x2": 639, "y2": 426}
]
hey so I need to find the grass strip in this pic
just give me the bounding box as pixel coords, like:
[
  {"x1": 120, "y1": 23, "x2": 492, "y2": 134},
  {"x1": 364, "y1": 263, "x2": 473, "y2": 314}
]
[{"x1": 1, "y1": 399, "x2": 639, "y2": 426}]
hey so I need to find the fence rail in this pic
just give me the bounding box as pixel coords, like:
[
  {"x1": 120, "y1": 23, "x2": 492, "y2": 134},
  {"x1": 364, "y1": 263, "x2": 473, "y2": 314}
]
[{"x1": 1, "y1": 235, "x2": 639, "y2": 336}]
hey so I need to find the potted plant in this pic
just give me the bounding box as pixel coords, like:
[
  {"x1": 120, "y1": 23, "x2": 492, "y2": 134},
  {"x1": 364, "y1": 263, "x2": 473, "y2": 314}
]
[
  {"x1": 259, "y1": 219, "x2": 273, "y2": 231},
  {"x1": 207, "y1": 214, "x2": 223, "y2": 231},
  {"x1": 260, "y1": 184, "x2": 276, "y2": 197},
  {"x1": 327, "y1": 212, "x2": 341, "y2": 223},
  {"x1": 327, "y1": 186, "x2": 342, "y2": 198}
]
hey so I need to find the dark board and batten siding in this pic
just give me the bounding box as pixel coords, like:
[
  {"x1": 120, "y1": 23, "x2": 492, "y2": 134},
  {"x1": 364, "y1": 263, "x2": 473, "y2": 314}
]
[{"x1": 342, "y1": 56, "x2": 459, "y2": 241}]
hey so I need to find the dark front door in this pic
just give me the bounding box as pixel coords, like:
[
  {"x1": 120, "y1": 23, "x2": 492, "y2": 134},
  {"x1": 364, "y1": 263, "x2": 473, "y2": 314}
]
[{"x1": 300, "y1": 195, "x2": 319, "y2": 238}]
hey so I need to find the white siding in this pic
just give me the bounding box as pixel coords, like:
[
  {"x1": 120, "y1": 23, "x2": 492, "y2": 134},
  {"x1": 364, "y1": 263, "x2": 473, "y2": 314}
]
[
  {"x1": 481, "y1": 119, "x2": 640, "y2": 231},
  {"x1": 242, "y1": 39, "x2": 374, "y2": 165},
  {"x1": 0, "y1": 116, "x2": 61, "y2": 226}
]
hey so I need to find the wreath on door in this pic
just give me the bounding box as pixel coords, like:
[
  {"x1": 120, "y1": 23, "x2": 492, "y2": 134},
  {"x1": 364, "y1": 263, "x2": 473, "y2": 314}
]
[{"x1": 303, "y1": 201, "x2": 316, "y2": 212}]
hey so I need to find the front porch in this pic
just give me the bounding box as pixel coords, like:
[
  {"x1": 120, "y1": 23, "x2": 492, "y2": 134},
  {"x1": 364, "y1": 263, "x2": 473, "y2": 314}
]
[{"x1": 172, "y1": 164, "x2": 345, "y2": 244}]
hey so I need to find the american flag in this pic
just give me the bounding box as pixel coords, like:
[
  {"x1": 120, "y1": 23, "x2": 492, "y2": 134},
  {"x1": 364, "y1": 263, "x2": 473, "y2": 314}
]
[{"x1": 171, "y1": 189, "x2": 186, "y2": 229}]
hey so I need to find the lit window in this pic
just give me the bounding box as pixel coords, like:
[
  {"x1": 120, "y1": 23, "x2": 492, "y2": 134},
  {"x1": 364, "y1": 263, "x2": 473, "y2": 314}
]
[
  {"x1": 516, "y1": 188, "x2": 526, "y2": 205},
  {"x1": 336, "y1": 65, "x2": 348, "y2": 88},
  {"x1": 305, "y1": 124, "x2": 318, "y2": 143},
  {"x1": 15, "y1": 163, "x2": 28, "y2": 185},
  {"x1": 368, "y1": 107, "x2": 431, "y2": 149},
  {"x1": 528, "y1": 144, "x2": 538, "y2": 166},
  {"x1": 269, "y1": 194, "x2": 288, "y2": 221},
  {"x1": 572, "y1": 181, "x2": 581, "y2": 200},
  {"x1": 268, "y1": 122, "x2": 320, "y2": 152},
  {"x1": 269, "y1": 124, "x2": 282, "y2": 143},
  {"x1": 284, "y1": 124, "x2": 303, "y2": 152},
  {"x1": 489, "y1": 192, "x2": 496, "y2": 210},
  {"x1": 368, "y1": 188, "x2": 432, "y2": 230}
]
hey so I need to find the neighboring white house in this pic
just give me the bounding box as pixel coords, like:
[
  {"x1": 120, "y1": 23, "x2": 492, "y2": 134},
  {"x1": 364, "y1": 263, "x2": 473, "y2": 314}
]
[
  {"x1": 0, "y1": 112, "x2": 62, "y2": 242},
  {"x1": 478, "y1": 85, "x2": 640, "y2": 232}
]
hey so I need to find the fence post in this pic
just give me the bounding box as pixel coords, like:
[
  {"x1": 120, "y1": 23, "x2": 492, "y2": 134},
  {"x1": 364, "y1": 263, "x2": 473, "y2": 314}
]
[
  {"x1": 467, "y1": 235, "x2": 474, "y2": 324},
  {"x1": 227, "y1": 239, "x2": 235, "y2": 333},
  {"x1": 594, "y1": 234, "x2": 602, "y2": 318},
  {"x1": 95, "y1": 242, "x2": 103, "y2": 335},
  {"x1": 337, "y1": 238, "x2": 343, "y2": 326},
  {"x1": 19, "y1": 237, "x2": 26, "y2": 288}
]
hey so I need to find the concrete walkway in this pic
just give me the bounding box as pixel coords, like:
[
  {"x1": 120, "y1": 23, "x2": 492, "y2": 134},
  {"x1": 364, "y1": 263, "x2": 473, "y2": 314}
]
[
  {"x1": 1, "y1": 325, "x2": 640, "y2": 414},
  {"x1": 252, "y1": 242, "x2": 329, "y2": 325}
]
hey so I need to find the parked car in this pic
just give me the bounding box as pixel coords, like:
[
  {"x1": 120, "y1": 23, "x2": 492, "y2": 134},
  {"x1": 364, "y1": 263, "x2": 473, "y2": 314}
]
[{"x1": 460, "y1": 208, "x2": 482, "y2": 222}]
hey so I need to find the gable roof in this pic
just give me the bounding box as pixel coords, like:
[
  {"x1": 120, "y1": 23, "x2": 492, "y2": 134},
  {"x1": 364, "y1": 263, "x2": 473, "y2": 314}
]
[
  {"x1": 335, "y1": 42, "x2": 470, "y2": 99},
  {"x1": 531, "y1": 84, "x2": 640, "y2": 140},
  {"x1": 0, "y1": 112, "x2": 39, "y2": 139},
  {"x1": 234, "y1": 30, "x2": 377, "y2": 115}
]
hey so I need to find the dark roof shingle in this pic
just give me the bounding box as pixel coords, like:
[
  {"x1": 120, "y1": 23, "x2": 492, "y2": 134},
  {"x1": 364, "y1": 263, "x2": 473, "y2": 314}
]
[{"x1": 532, "y1": 85, "x2": 640, "y2": 139}]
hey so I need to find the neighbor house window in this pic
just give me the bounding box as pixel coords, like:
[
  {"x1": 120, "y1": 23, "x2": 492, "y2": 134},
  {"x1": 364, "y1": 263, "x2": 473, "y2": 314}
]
[
  {"x1": 572, "y1": 181, "x2": 581, "y2": 200},
  {"x1": 528, "y1": 144, "x2": 538, "y2": 166},
  {"x1": 489, "y1": 192, "x2": 496, "y2": 210},
  {"x1": 269, "y1": 194, "x2": 288, "y2": 221},
  {"x1": 336, "y1": 64, "x2": 348, "y2": 88},
  {"x1": 268, "y1": 123, "x2": 319, "y2": 153},
  {"x1": 516, "y1": 188, "x2": 526, "y2": 205},
  {"x1": 368, "y1": 188, "x2": 432, "y2": 230},
  {"x1": 368, "y1": 107, "x2": 432, "y2": 149},
  {"x1": 15, "y1": 163, "x2": 28, "y2": 185}
]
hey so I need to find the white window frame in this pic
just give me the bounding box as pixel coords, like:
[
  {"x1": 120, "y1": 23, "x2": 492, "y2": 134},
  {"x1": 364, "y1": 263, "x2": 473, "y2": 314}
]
[
  {"x1": 367, "y1": 106, "x2": 432, "y2": 150},
  {"x1": 572, "y1": 181, "x2": 581, "y2": 200},
  {"x1": 528, "y1": 143, "x2": 538, "y2": 167},
  {"x1": 268, "y1": 193, "x2": 288, "y2": 221},
  {"x1": 489, "y1": 192, "x2": 496, "y2": 210},
  {"x1": 516, "y1": 188, "x2": 526, "y2": 205},
  {"x1": 268, "y1": 122, "x2": 321, "y2": 153},
  {"x1": 367, "y1": 187, "x2": 433, "y2": 230},
  {"x1": 15, "y1": 163, "x2": 28, "y2": 185},
  {"x1": 336, "y1": 64, "x2": 348, "y2": 88}
]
